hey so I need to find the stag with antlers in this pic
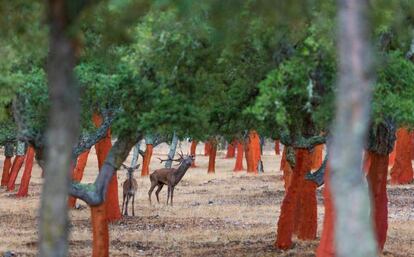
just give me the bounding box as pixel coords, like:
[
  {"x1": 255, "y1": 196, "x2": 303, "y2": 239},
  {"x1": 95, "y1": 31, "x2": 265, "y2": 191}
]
[
  {"x1": 148, "y1": 151, "x2": 194, "y2": 206},
  {"x1": 121, "y1": 163, "x2": 140, "y2": 216}
]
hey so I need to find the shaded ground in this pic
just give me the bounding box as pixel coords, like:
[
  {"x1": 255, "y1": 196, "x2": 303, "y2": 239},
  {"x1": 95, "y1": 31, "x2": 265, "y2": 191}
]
[{"x1": 0, "y1": 142, "x2": 413, "y2": 256}]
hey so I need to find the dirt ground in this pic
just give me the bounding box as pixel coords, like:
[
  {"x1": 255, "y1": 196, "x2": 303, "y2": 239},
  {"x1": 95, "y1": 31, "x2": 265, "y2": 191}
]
[{"x1": 0, "y1": 142, "x2": 413, "y2": 257}]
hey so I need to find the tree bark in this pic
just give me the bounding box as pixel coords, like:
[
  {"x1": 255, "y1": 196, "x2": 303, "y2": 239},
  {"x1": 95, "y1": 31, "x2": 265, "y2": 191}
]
[
  {"x1": 275, "y1": 140, "x2": 280, "y2": 155},
  {"x1": 7, "y1": 141, "x2": 26, "y2": 191},
  {"x1": 165, "y1": 132, "x2": 178, "y2": 169},
  {"x1": 311, "y1": 144, "x2": 324, "y2": 170},
  {"x1": 225, "y1": 140, "x2": 236, "y2": 158},
  {"x1": 91, "y1": 204, "x2": 109, "y2": 257},
  {"x1": 389, "y1": 145, "x2": 396, "y2": 167},
  {"x1": 275, "y1": 148, "x2": 316, "y2": 249},
  {"x1": 208, "y1": 139, "x2": 217, "y2": 173},
  {"x1": 204, "y1": 141, "x2": 211, "y2": 156},
  {"x1": 92, "y1": 113, "x2": 121, "y2": 222},
  {"x1": 316, "y1": 164, "x2": 335, "y2": 257},
  {"x1": 330, "y1": 0, "x2": 378, "y2": 256},
  {"x1": 16, "y1": 146, "x2": 35, "y2": 197},
  {"x1": 68, "y1": 150, "x2": 90, "y2": 207},
  {"x1": 190, "y1": 140, "x2": 197, "y2": 167},
  {"x1": 366, "y1": 151, "x2": 388, "y2": 251},
  {"x1": 1, "y1": 142, "x2": 14, "y2": 186},
  {"x1": 233, "y1": 141, "x2": 244, "y2": 172},
  {"x1": 39, "y1": 1, "x2": 81, "y2": 256},
  {"x1": 245, "y1": 131, "x2": 261, "y2": 173},
  {"x1": 130, "y1": 142, "x2": 141, "y2": 167},
  {"x1": 141, "y1": 144, "x2": 153, "y2": 176},
  {"x1": 390, "y1": 128, "x2": 414, "y2": 184}
]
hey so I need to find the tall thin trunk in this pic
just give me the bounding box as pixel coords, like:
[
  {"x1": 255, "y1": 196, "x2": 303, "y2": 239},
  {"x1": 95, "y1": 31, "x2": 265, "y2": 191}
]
[
  {"x1": 40, "y1": 1, "x2": 80, "y2": 256},
  {"x1": 390, "y1": 128, "x2": 413, "y2": 184},
  {"x1": 204, "y1": 141, "x2": 211, "y2": 156},
  {"x1": 16, "y1": 146, "x2": 35, "y2": 197},
  {"x1": 165, "y1": 132, "x2": 178, "y2": 169},
  {"x1": 225, "y1": 140, "x2": 236, "y2": 158},
  {"x1": 92, "y1": 113, "x2": 121, "y2": 222},
  {"x1": 68, "y1": 150, "x2": 90, "y2": 207},
  {"x1": 131, "y1": 142, "x2": 141, "y2": 167},
  {"x1": 190, "y1": 140, "x2": 197, "y2": 167},
  {"x1": 316, "y1": 164, "x2": 335, "y2": 257},
  {"x1": 330, "y1": 1, "x2": 377, "y2": 256},
  {"x1": 91, "y1": 204, "x2": 109, "y2": 257},
  {"x1": 275, "y1": 140, "x2": 280, "y2": 155},
  {"x1": 208, "y1": 139, "x2": 217, "y2": 173},
  {"x1": 141, "y1": 144, "x2": 153, "y2": 176},
  {"x1": 366, "y1": 151, "x2": 388, "y2": 251},
  {"x1": 7, "y1": 141, "x2": 27, "y2": 191},
  {"x1": 1, "y1": 142, "x2": 14, "y2": 186},
  {"x1": 311, "y1": 144, "x2": 324, "y2": 170},
  {"x1": 233, "y1": 141, "x2": 244, "y2": 171}
]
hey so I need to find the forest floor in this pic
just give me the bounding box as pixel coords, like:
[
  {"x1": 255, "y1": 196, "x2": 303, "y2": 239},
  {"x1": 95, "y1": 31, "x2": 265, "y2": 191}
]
[{"x1": 0, "y1": 142, "x2": 413, "y2": 257}]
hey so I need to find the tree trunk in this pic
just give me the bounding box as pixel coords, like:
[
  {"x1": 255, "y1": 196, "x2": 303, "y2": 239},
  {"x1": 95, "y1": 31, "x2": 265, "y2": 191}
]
[
  {"x1": 190, "y1": 140, "x2": 197, "y2": 167},
  {"x1": 39, "y1": 1, "x2": 81, "y2": 256},
  {"x1": 7, "y1": 141, "x2": 27, "y2": 191},
  {"x1": 280, "y1": 147, "x2": 293, "y2": 190},
  {"x1": 275, "y1": 148, "x2": 316, "y2": 249},
  {"x1": 311, "y1": 144, "x2": 324, "y2": 170},
  {"x1": 316, "y1": 164, "x2": 335, "y2": 257},
  {"x1": 366, "y1": 151, "x2": 388, "y2": 251},
  {"x1": 363, "y1": 151, "x2": 371, "y2": 173},
  {"x1": 204, "y1": 141, "x2": 211, "y2": 156},
  {"x1": 1, "y1": 156, "x2": 13, "y2": 186},
  {"x1": 330, "y1": 0, "x2": 378, "y2": 256},
  {"x1": 92, "y1": 113, "x2": 121, "y2": 222},
  {"x1": 16, "y1": 146, "x2": 35, "y2": 197},
  {"x1": 208, "y1": 139, "x2": 217, "y2": 173},
  {"x1": 1, "y1": 142, "x2": 14, "y2": 186},
  {"x1": 234, "y1": 141, "x2": 244, "y2": 172},
  {"x1": 130, "y1": 142, "x2": 141, "y2": 167},
  {"x1": 165, "y1": 132, "x2": 178, "y2": 169},
  {"x1": 275, "y1": 140, "x2": 280, "y2": 155},
  {"x1": 246, "y1": 130, "x2": 261, "y2": 173},
  {"x1": 390, "y1": 128, "x2": 414, "y2": 184},
  {"x1": 225, "y1": 140, "x2": 236, "y2": 158},
  {"x1": 68, "y1": 150, "x2": 90, "y2": 207},
  {"x1": 91, "y1": 205, "x2": 109, "y2": 257},
  {"x1": 141, "y1": 144, "x2": 153, "y2": 176},
  {"x1": 389, "y1": 146, "x2": 396, "y2": 167},
  {"x1": 411, "y1": 131, "x2": 414, "y2": 160}
]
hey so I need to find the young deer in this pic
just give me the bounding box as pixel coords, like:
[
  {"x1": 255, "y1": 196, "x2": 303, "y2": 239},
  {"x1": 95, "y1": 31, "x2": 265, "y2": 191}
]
[
  {"x1": 121, "y1": 163, "x2": 140, "y2": 216},
  {"x1": 148, "y1": 152, "x2": 194, "y2": 206}
]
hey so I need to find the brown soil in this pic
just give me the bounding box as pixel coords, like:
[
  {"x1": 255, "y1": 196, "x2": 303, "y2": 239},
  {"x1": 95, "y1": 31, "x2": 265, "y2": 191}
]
[{"x1": 0, "y1": 142, "x2": 413, "y2": 256}]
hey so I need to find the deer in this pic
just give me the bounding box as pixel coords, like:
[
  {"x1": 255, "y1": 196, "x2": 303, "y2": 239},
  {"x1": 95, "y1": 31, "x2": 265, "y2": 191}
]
[
  {"x1": 148, "y1": 151, "x2": 194, "y2": 206},
  {"x1": 121, "y1": 163, "x2": 140, "y2": 216}
]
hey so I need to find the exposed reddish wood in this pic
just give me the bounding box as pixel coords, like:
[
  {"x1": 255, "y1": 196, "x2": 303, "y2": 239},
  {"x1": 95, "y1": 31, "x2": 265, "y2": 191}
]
[
  {"x1": 233, "y1": 141, "x2": 244, "y2": 172},
  {"x1": 16, "y1": 147, "x2": 35, "y2": 197},
  {"x1": 7, "y1": 155, "x2": 25, "y2": 191},
  {"x1": 1, "y1": 156, "x2": 12, "y2": 186},
  {"x1": 141, "y1": 144, "x2": 153, "y2": 176},
  {"x1": 208, "y1": 140, "x2": 217, "y2": 173},
  {"x1": 68, "y1": 150, "x2": 90, "y2": 207},
  {"x1": 190, "y1": 140, "x2": 197, "y2": 167},
  {"x1": 390, "y1": 128, "x2": 414, "y2": 184},
  {"x1": 91, "y1": 205, "x2": 109, "y2": 257}
]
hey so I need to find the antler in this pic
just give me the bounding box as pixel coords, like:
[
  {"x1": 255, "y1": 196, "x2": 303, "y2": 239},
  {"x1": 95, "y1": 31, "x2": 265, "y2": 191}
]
[{"x1": 157, "y1": 156, "x2": 182, "y2": 164}]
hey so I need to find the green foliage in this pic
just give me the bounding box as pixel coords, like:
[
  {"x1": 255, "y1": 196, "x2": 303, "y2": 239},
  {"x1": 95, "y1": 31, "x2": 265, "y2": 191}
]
[{"x1": 373, "y1": 51, "x2": 414, "y2": 127}]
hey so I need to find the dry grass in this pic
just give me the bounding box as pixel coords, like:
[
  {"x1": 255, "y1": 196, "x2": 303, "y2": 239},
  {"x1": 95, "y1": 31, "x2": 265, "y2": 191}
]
[{"x1": 0, "y1": 142, "x2": 413, "y2": 256}]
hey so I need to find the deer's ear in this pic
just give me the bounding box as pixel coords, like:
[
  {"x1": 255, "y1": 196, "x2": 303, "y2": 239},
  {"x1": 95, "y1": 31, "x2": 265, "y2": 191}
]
[
  {"x1": 133, "y1": 164, "x2": 140, "y2": 170},
  {"x1": 121, "y1": 164, "x2": 128, "y2": 169}
]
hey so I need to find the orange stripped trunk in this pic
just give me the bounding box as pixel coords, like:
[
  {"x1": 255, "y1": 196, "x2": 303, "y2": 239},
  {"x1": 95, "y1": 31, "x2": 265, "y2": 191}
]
[
  {"x1": 275, "y1": 140, "x2": 280, "y2": 155},
  {"x1": 68, "y1": 150, "x2": 90, "y2": 207},
  {"x1": 208, "y1": 140, "x2": 217, "y2": 173},
  {"x1": 190, "y1": 141, "x2": 197, "y2": 167},
  {"x1": 16, "y1": 147, "x2": 35, "y2": 197},
  {"x1": 141, "y1": 144, "x2": 153, "y2": 176},
  {"x1": 92, "y1": 113, "x2": 121, "y2": 222},
  {"x1": 275, "y1": 148, "x2": 317, "y2": 249},
  {"x1": 225, "y1": 141, "x2": 236, "y2": 158},
  {"x1": 91, "y1": 205, "x2": 109, "y2": 257},
  {"x1": 234, "y1": 141, "x2": 244, "y2": 172},
  {"x1": 316, "y1": 164, "x2": 335, "y2": 257},
  {"x1": 390, "y1": 128, "x2": 414, "y2": 184},
  {"x1": 367, "y1": 151, "x2": 389, "y2": 251},
  {"x1": 7, "y1": 155, "x2": 25, "y2": 191},
  {"x1": 1, "y1": 156, "x2": 12, "y2": 186}
]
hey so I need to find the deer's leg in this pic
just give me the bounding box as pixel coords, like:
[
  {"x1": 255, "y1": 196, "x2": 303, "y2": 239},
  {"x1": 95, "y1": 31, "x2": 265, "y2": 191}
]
[
  {"x1": 155, "y1": 184, "x2": 163, "y2": 204},
  {"x1": 124, "y1": 195, "x2": 130, "y2": 216},
  {"x1": 167, "y1": 185, "x2": 171, "y2": 205},
  {"x1": 132, "y1": 194, "x2": 135, "y2": 216},
  {"x1": 171, "y1": 186, "x2": 174, "y2": 206},
  {"x1": 148, "y1": 183, "x2": 157, "y2": 205},
  {"x1": 121, "y1": 194, "x2": 126, "y2": 216}
]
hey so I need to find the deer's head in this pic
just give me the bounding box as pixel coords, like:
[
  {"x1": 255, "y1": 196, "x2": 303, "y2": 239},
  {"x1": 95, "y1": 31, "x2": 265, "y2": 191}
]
[
  {"x1": 158, "y1": 151, "x2": 195, "y2": 167},
  {"x1": 121, "y1": 163, "x2": 140, "y2": 176}
]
